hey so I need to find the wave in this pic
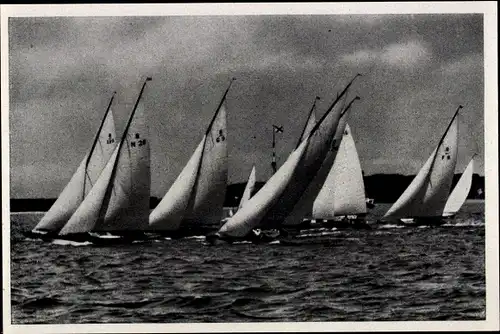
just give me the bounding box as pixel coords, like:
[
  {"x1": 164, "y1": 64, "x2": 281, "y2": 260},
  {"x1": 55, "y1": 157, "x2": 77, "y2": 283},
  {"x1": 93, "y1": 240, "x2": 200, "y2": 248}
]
[
  {"x1": 442, "y1": 222, "x2": 485, "y2": 227},
  {"x1": 378, "y1": 224, "x2": 406, "y2": 229},
  {"x1": 184, "y1": 235, "x2": 206, "y2": 240}
]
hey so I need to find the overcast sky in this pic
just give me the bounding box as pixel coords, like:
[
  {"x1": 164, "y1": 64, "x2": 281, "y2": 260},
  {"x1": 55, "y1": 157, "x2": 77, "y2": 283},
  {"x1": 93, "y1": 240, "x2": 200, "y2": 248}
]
[{"x1": 8, "y1": 13, "x2": 484, "y2": 198}]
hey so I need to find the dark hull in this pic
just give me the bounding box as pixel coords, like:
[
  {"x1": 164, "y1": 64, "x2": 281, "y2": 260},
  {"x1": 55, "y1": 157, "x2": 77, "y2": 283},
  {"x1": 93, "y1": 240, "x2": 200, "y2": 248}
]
[
  {"x1": 205, "y1": 230, "x2": 281, "y2": 245},
  {"x1": 149, "y1": 225, "x2": 219, "y2": 240},
  {"x1": 22, "y1": 230, "x2": 59, "y2": 242},
  {"x1": 298, "y1": 218, "x2": 372, "y2": 230},
  {"x1": 53, "y1": 231, "x2": 153, "y2": 246}
]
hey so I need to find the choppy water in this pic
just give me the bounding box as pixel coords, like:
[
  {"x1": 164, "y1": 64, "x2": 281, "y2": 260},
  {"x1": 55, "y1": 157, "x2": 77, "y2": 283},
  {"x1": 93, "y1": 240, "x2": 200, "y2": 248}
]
[{"x1": 9, "y1": 201, "x2": 485, "y2": 323}]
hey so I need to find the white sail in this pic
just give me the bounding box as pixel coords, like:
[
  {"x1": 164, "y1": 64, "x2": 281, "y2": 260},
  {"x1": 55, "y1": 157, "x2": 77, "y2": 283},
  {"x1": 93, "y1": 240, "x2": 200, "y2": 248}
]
[
  {"x1": 384, "y1": 108, "x2": 460, "y2": 219},
  {"x1": 238, "y1": 165, "x2": 256, "y2": 210},
  {"x1": 149, "y1": 82, "x2": 231, "y2": 231},
  {"x1": 60, "y1": 79, "x2": 151, "y2": 235},
  {"x1": 182, "y1": 101, "x2": 228, "y2": 228},
  {"x1": 148, "y1": 138, "x2": 205, "y2": 230},
  {"x1": 218, "y1": 138, "x2": 309, "y2": 237},
  {"x1": 282, "y1": 95, "x2": 359, "y2": 226},
  {"x1": 98, "y1": 97, "x2": 151, "y2": 231},
  {"x1": 34, "y1": 99, "x2": 117, "y2": 232},
  {"x1": 219, "y1": 75, "x2": 361, "y2": 236},
  {"x1": 312, "y1": 123, "x2": 367, "y2": 219},
  {"x1": 443, "y1": 157, "x2": 475, "y2": 216}
]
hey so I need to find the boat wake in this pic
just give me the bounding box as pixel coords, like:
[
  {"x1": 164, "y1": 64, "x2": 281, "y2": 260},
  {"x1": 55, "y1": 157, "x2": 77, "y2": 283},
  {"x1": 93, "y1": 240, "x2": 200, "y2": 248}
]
[
  {"x1": 378, "y1": 224, "x2": 406, "y2": 229},
  {"x1": 51, "y1": 239, "x2": 93, "y2": 247}
]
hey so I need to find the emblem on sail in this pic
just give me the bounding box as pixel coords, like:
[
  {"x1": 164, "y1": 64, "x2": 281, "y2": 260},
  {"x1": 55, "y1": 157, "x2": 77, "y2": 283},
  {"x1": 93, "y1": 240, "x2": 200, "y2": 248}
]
[
  {"x1": 59, "y1": 78, "x2": 152, "y2": 236},
  {"x1": 32, "y1": 93, "x2": 118, "y2": 234},
  {"x1": 383, "y1": 105, "x2": 461, "y2": 219},
  {"x1": 149, "y1": 79, "x2": 234, "y2": 232}
]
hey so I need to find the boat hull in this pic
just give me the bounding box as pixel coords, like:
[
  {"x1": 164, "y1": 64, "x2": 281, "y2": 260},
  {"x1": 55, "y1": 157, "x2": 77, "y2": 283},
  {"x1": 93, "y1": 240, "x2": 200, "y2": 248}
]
[
  {"x1": 149, "y1": 225, "x2": 219, "y2": 239},
  {"x1": 54, "y1": 231, "x2": 152, "y2": 245},
  {"x1": 206, "y1": 229, "x2": 281, "y2": 245},
  {"x1": 22, "y1": 230, "x2": 59, "y2": 242},
  {"x1": 301, "y1": 217, "x2": 371, "y2": 230}
]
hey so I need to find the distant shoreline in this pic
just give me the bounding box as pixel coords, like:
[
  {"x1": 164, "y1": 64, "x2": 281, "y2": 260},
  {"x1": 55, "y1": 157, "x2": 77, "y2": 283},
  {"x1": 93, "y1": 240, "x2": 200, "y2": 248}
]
[{"x1": 9, "y1": 173, "x2": 485, "y2": 212}]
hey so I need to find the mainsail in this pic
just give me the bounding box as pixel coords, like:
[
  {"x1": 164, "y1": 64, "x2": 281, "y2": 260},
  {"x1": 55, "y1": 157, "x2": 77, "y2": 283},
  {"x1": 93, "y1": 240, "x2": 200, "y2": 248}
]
[
  {"x1": 34, "y1": 94, "x2": 118, "y2": 233},
  {"x1": 59, "y1": 78, "x2": 152, "y2": 235},
  {"x1": 312, "y1": 123, "x2": 367, "y2": 219},
  {"x1": 281, "y1": 95, "x2": 360, "y2": 226},
  {"x1": 443, "y1": 155, "x2": 475, "y2": 216},
  {"x1": 149, "y1": 79, "x2": 233, "y2": 231},
  {"x1": 238, "y1": 165, "x2": 257, "y2": 211},
  {"x1": 384, "y1": 106, "x2": 461, "y2": 219},
  {"x1": 218, "y1": 74, "x2": 362, "y2": 237}
]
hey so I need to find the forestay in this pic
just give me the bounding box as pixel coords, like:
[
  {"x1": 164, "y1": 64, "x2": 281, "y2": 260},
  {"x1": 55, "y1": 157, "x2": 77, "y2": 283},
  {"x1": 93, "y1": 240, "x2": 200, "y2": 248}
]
[{"x1": 34, "y1": 94, "x2": 117, "y2": 233}]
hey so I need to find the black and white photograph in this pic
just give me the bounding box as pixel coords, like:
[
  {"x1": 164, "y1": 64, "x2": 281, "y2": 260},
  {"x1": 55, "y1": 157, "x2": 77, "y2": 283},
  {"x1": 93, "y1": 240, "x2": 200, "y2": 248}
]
[{"x1": 1, "y1": 2, "x2": 498, "y2": 333}]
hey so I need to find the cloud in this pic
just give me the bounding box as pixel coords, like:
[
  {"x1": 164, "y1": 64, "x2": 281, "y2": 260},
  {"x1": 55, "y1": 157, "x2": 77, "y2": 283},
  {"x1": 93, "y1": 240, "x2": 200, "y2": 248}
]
[
  {"x1": 379, "y1": 40, "x2": 432, "y2": 68},
  {"x1": 341, "y1": 49, "x2": 377, "y2": 65},
  {"x1": 340, "y1": 40, "x2": 432, "y2": 69},
  {"x1": 7, "y1": 15, "x2": 485, "y2": 197}
]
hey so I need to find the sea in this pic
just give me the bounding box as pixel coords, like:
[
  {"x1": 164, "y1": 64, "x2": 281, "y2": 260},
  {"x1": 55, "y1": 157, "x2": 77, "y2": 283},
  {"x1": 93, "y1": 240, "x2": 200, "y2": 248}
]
[{"x1": 9, "y1": 201, "x2": 485, "y2": 324}]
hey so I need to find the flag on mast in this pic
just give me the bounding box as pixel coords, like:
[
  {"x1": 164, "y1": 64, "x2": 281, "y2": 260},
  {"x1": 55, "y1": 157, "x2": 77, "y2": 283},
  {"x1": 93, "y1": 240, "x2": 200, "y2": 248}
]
[{"x1": 271, "y1": 124, "x2": 283, "y2": 174}]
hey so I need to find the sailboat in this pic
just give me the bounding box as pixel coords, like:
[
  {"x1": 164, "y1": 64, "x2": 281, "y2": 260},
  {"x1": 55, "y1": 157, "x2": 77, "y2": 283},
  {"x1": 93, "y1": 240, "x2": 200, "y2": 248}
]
[
  {"x1": 382, "y1": 105, "x2": 462, "y2": 225},
  {"x1": 280, "y1": 95, "x2": 360, "y2": 230},
  {"x1": 443, "y1": 155, "x2": 476, "y2": 217},
  {"x1": 148, "y1": 79, "x2": 233, "y2": 238},
  {"x1": 24, "y1": 93, "x2": 118, "y2": 240},
  {"x1": 210, "y1": 74, "x2": 362, "y2": 244},
  {"x1": 311, "y1": 123, "x2": 369, "y2": 229},
  {"x1": 57, "y1": 77, "x2": 152, "y2": 244}
]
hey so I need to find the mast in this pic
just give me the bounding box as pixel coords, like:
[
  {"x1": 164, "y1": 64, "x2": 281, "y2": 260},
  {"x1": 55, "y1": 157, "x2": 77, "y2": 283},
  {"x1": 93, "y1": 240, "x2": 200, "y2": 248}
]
[
  {"x1": 205, "y1": 78, "x2": 235, "y2": 136},
  {"x1": 341, "y1": 96, "x2": 361, "y2": 117},
  {"x1": 96, "y1": 77, "x2": 152, "y2": 227},
  {"x1": 271, "y1": 124, "x2": 284, "y2": 174},
  {"x1": 296, "y1": 96, "x2": 320, "y2": 149},
  {"x1": 307, "y1": 73, "x2": 362, "y2": 138},
  {"x1": 82, "y1": 91, "x2": 116, "y2": 196}
]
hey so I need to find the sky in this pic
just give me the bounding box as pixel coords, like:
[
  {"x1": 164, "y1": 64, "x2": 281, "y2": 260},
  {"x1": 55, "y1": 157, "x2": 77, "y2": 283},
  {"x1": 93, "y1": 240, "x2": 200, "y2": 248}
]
[{"x1": 7, "y1": 13, "x2": 485, "y2": 198}]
